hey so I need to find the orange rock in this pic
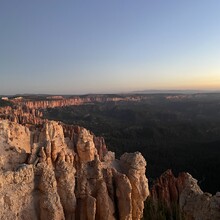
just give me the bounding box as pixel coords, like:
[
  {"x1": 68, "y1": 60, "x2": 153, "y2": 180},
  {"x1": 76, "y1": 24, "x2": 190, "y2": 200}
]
[{"x1": 0, "y1": 118, "x2": 150, "y2": 220}]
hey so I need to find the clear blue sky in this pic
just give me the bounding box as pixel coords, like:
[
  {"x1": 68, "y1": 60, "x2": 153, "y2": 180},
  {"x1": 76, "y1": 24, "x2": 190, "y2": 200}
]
[{"x1": 0, "y1": 0, "x2": 220, "y2": 95}]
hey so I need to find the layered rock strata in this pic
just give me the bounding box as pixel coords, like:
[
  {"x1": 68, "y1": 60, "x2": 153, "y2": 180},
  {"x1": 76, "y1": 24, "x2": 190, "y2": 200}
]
[
  {"x1": 0, "y1": 119, "x2": 149, "y2": 220},
  {"x1": 0, "y1": 106, "x2": 44, "y2": 125},
  {"x1": 11, "y1": 96, "x2": 125, "y2": 109}
]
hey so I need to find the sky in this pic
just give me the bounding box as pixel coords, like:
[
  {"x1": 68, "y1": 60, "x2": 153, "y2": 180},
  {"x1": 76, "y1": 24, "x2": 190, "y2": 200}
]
[{"x1": 0, "y1": 0, "x2": 220, "y2": 95}]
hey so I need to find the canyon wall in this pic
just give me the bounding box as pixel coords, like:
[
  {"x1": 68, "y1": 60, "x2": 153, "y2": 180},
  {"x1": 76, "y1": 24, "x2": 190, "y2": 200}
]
[{"x1": 11, "y1": 96, "x2": 125, "y2": 109}]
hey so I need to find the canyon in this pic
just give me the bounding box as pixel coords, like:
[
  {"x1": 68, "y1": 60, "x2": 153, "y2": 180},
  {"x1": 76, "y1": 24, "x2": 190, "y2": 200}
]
[{"x1": 0, "y1": 96, "x2": 219, "y2": 220}]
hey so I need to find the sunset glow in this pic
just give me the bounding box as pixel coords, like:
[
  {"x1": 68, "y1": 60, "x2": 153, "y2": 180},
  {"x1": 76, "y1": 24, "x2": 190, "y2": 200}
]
[{"x1": 0, "y1": 0, "x2": 220, "y2": 94}]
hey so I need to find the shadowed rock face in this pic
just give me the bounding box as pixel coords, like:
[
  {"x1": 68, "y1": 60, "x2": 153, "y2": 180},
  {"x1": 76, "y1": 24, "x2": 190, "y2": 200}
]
[
  {"x1": 0, "y1": 119, "x2": 149, "y2": 220},
  {"x1": 151, "y1": 169, "x2": 220, "y2": 220}
]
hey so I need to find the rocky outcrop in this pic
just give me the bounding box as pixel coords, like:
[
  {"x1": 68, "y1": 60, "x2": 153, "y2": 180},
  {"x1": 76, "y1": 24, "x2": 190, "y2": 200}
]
[
  {"x1": 0, "y1": 119, "x2": 149, "y2": 220},
  {"x1": 112, "y1": 170, "x2": 132, "y2": 220},
  {"x1": 0, "y1": 120, "x2": 30, "y2": 171},
  {"x1": 9, "y1": 94, "x2": 148, "y2": 110},
  {"x1": 0, "y1": 164, "x2": 37, "y2": 220},
  {"x1": 179, "y1": 173, "x2": 220, "y2": 220},
  {"x1": 120, "y1": 153, "x2": 149, "y2": 220},
  {"x1": 38, "y1": 163, "x2": 65, "y2": 220},
  {"x1": 76, "y1": 128, "x2": 98, "y2": 163},
  {"x1": 11, "y1": 96, "x2": 125, "y2": 109},
  {"x1": 151, "y1": 169, "x2": 220, "y2": 220},
  {"x1": 0, "y1": 106, "x2": 44, "y2": 125}
]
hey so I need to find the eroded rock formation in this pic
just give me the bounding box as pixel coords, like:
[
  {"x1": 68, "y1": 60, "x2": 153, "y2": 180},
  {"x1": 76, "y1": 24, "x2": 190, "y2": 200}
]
[
  {"x1": 0, "y1": 105, "x2": 44, "y2": 125},
  {"x1": 150, "y1": 169, "x2": 220, "y2": 220},
  {"x1": 11, "y1": 96, "x2": 125, "y2": 109},
  {"x1": 0, "y1": 119, "x2": 149, "y2": 220}
]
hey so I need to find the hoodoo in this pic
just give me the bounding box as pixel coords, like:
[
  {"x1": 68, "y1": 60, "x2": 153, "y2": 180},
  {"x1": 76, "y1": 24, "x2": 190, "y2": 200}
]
[{"x1": 0, "y1": 119, "x2": 149, "y2": 220}]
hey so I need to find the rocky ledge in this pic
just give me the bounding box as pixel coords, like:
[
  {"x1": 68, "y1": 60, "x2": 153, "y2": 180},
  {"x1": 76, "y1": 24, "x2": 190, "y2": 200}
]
[{"x1": 0, "y1": 119, "x2": 149, "y2": 220}]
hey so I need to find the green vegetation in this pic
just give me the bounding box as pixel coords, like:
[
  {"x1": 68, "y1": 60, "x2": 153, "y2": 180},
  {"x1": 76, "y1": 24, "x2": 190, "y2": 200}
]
[
  {"x1": 143, "y1": 198, "x2": 185, "y2": 220},
  {"x1": 0, "y1": 99, "x2": 13, "y2": 107},
  {"x1": 44, "y1": 93, "x2": 220, "y2": 194}
]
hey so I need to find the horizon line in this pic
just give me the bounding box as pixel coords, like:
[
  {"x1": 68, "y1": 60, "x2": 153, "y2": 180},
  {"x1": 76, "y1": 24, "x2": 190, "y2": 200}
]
[{"x1": 1, "y1": 89, "x2": 220, "y2": 97}]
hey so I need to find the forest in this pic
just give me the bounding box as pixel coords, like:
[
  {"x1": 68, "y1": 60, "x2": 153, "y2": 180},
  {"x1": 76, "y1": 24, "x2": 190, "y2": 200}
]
[{"x1": 44, "y1": 93, "x2": 220, "y2": 194}]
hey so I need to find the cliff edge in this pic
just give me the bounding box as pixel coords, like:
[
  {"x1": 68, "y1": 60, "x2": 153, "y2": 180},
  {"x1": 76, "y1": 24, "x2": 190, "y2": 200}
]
[{"x1": 0, "y1": 119, "x2": 149, "y2": 220}]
